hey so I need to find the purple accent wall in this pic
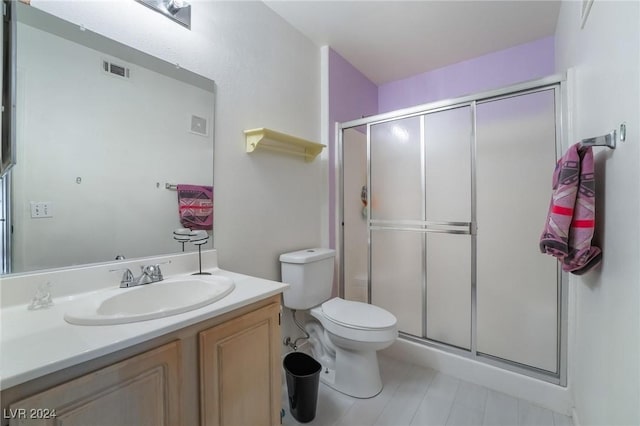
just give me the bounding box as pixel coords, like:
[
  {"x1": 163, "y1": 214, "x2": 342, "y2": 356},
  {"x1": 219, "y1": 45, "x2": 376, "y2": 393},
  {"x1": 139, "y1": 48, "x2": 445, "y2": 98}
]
[
  {"x1": 378, "y1": 36, "x2": 555, "y2": 113},
  {"x1": 328, "y1": 48, "x2": 378, "y2": 250},
  {"x1": 327, "y1": 38, "x2": 554, "y2": 294}
]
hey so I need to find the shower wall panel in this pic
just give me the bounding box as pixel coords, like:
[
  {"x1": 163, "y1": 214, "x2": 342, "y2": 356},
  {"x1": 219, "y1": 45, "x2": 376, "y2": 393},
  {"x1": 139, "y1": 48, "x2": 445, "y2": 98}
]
[{"x1": 342, "y1": 128, "x2": 368, "y2": 303}]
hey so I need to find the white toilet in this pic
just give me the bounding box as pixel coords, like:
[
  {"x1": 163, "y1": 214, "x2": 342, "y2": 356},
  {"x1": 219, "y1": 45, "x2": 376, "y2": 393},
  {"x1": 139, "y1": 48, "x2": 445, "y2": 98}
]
[{"x1": 280, "y1": 248, "x2": 397, "y2": 398}]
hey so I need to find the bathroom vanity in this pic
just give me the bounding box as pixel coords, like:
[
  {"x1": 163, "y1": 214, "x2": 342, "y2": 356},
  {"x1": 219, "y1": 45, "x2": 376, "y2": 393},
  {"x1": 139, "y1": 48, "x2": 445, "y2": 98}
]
[
  {"x1": 0, "y1": 251, "x2": 287, "y2": 426},
  {"x1": 2, "y1": 4, "x2": 285, "y2": 424}
]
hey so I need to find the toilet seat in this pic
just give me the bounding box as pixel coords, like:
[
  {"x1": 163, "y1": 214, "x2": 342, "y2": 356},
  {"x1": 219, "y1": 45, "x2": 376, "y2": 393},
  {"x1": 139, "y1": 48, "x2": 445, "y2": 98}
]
[{"x1": 321, "y1": 298, "x2": 396, "y2": 331}]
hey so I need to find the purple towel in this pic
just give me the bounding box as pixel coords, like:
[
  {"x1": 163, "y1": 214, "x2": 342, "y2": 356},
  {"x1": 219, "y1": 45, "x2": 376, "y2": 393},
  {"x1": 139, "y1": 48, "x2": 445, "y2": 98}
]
[
  {"x1": 177, "y1": 184, "x2": 213, "y2": 231},
  {"x1": 540, "y1": 143, "x2": 602, "y2": 274}
]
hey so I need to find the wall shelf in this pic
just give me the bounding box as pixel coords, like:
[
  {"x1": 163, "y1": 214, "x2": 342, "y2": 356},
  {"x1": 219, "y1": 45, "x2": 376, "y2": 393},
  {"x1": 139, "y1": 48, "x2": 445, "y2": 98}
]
[{"x1": 244, "y1": 128, "x2": 325, "y2": 162}]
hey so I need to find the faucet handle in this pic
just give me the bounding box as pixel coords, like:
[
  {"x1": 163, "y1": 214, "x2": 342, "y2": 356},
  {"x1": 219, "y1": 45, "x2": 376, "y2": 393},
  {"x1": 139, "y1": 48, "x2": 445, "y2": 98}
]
[
  {"x1": 142, "y1": 264, "x2": 163, "y2": 282},
  {"x1": 153, "y1": 264, "x2": 164, "y2": 281},
  {"x1": 142, "y1": 264, "x2": 155, "y2": 275},
  {"x1": 149, "y1": 261, "x2": 171, "y2": 281},
  {"x1": 110, "y1": 267, "x2": 134, "y2": 287}
]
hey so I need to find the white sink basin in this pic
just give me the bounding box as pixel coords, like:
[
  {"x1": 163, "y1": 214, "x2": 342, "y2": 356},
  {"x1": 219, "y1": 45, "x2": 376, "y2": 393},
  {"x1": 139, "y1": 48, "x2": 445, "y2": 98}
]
[{"x1": 64, "y1": 275, "x2": 235, "y2": 325}]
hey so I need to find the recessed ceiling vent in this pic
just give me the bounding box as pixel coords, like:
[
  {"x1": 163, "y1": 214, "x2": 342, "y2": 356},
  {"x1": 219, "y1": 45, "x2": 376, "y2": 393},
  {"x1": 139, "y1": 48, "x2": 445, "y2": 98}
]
[{"x1": 102, "y1": 59, "x2": 130, "y2": 79}]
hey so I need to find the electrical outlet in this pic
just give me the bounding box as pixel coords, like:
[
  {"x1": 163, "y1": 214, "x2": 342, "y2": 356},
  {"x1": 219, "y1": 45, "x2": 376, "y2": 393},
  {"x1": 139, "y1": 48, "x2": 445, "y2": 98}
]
[{"x1": 30, "y1": 202, "x2": 53, "y2": 218}]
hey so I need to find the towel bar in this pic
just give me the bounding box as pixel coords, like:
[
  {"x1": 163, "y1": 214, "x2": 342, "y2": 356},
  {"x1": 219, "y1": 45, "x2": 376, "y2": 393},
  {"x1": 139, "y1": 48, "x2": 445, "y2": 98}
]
[
  {"x1": 580, "y1": 123, "x2": 627, "y2": 149},
  {"x1": 580, "y1": 130, "x2": 616, "y2": 149}
]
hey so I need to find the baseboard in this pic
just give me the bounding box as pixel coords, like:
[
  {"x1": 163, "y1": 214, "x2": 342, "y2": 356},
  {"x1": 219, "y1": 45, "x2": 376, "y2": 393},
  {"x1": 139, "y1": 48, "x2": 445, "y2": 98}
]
[{"x1": 382, "y1": 338, "x2": 573, "y2": 416}]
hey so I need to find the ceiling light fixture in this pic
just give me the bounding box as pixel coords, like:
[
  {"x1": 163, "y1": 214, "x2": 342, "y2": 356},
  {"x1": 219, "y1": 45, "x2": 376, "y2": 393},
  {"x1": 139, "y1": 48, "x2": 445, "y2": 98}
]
[
  {"x1": 135, "y1": 0, "x2": 191, "y2": 29},
  {"x1": 165, "y1": 0, "x2": 186, "y2": 15}
]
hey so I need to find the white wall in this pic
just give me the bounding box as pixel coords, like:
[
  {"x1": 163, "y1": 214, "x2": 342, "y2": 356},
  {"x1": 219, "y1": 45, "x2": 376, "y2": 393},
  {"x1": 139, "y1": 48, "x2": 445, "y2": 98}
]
[
  {"x1": 29, "y1": 0, "x2": 323, "y2": 282},
  {"x1": 555, "y1": 1, "x2": 640, "y2": 425},
  {"x1": 13, "y1": 23, "x2": 213, "y2": 272}
]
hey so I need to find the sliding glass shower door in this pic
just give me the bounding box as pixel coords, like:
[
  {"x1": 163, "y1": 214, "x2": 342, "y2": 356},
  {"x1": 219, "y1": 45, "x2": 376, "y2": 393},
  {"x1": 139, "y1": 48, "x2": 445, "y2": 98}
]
[
  {"x1": 369, "y1": 106, "x2": 473, "y2": 349},
  {"x1": 343, "y1": 79, "x2": 564, "y2": 382},
  {"x1": 475, "y1": 89, "x2": 559, "y2": 372},
  {"x1": 369, "y1": 116, "x2": 424, "y2": 337},
  {"x1": 423, "y1": 107, "x2": 472, "y2": 349}
]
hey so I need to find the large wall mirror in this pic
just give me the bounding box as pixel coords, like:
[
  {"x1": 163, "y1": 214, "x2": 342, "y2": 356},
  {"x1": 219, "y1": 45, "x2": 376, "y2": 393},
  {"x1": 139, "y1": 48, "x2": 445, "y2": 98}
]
[{"x1": 1, "y1": 3, "x2": 215, "y2": 275}]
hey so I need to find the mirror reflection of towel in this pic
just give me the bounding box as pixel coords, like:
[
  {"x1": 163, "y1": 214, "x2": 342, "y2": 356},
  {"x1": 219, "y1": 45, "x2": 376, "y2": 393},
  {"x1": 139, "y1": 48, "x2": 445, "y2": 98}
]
[{"x1": 176, "y1": 184, "x2": 213, "y2": 230}]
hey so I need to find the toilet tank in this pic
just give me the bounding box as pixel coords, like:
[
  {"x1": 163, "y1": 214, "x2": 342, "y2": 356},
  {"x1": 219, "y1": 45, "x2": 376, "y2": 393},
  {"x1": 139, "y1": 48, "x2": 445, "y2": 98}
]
[{"x1": 279, "y1": 248, "x2": 336, "y2": 310}]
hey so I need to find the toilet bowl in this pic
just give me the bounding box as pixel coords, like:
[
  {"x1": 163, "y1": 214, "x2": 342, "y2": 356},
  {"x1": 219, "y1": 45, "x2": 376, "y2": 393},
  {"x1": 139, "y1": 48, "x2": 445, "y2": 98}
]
[
  {"x1": 280, "y1": 248, "x2": 398, "y2": 399},
  {"x1": 307, "y1": 297, "x2": 397, "y2": 398}
]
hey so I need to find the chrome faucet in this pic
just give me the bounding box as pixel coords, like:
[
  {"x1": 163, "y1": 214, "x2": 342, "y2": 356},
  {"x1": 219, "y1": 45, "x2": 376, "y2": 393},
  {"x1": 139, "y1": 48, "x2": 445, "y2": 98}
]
[{"x1": 111, "y1": 264, "x2": 165, "y2": 288}]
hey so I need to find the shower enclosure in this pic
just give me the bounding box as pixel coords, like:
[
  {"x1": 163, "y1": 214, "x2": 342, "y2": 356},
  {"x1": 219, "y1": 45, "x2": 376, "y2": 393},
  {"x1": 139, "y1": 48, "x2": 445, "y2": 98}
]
[{"x1": 339, "y1": 75, "x2": 566, "y2": 384}]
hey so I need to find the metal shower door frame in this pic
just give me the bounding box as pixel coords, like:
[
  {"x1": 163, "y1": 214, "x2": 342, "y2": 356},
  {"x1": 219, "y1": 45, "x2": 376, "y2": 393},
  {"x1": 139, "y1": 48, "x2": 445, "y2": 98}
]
[{"x1": 337, "y1": 74, "x2": 567, "y2": 386}]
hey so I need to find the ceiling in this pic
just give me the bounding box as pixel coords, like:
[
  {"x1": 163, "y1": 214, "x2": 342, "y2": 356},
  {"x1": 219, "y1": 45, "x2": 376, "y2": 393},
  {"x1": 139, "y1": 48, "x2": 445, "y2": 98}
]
[{"x1": 264, "y1": 1, "x2": 561, "y2": 85}]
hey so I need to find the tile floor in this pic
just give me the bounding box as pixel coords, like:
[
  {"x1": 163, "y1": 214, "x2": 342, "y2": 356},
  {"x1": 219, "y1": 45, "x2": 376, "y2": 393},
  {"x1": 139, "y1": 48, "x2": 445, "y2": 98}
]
[{"x1": 282, "y1": 355, "x2": 573, "y2": 426}]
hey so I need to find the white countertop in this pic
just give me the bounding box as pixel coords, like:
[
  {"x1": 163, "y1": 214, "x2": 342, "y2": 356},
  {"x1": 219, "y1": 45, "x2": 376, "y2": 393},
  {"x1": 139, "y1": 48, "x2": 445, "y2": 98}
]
[{"x1": 0, "y1": 253, "x2": 288, "y2": 390}]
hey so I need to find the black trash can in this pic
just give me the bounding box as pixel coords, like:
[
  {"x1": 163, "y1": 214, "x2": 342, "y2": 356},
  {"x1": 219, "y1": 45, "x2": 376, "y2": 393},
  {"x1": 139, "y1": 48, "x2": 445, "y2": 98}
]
[{"x1": 283, "y1": 352, "x2": 322, "y2": 423}]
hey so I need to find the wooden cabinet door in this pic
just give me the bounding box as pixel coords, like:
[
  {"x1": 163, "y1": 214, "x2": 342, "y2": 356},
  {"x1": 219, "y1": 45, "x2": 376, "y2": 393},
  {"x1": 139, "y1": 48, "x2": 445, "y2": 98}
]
[
  {"x1": 8, "y1": 341, "x2": 181, "y2": 426},
  {"x1": 199, "y1": 301, "x2": 281, "y2": 426}
]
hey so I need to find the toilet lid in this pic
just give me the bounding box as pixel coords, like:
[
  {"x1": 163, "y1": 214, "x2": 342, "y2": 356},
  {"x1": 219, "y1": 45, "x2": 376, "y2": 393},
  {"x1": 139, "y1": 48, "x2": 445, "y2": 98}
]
[{"x1": 321, "y1": 298, "x2": 397, "y2": 330}]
